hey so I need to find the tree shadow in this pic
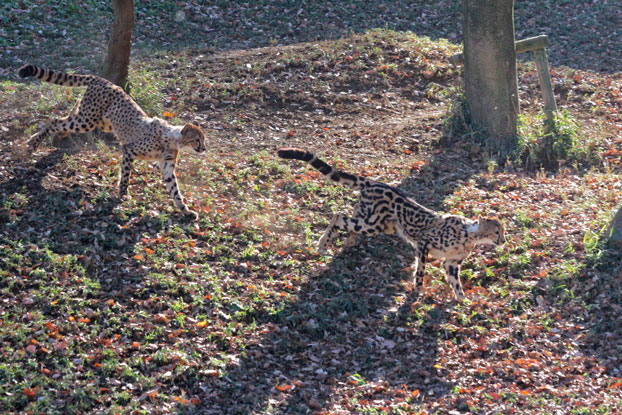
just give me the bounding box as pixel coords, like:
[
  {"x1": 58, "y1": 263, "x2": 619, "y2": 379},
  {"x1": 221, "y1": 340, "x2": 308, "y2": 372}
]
[
  {"x1": 521, "y1": 232, "x2": 622, "y2": 397},
  {"x1": 568, "y1": 243, "x2": 622, "y2": 377},
  {"x1": 196, "y1": 236, "x2": 451, "y2": 414},
  {"x1": 398, "y1": 144, "x2": 491, "y2": 213},
  {"x1": 0, "y1": 145, "x2": 190, "y2": 291}
]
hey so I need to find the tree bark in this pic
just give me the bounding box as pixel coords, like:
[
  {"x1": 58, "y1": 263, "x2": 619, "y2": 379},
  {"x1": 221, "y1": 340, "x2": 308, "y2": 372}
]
[
  {"x1": 605, "y1": 206, "x2": 622, "y2": 246},
  {"x1": 463, "y1": 0, "x2": 518, "y2": 158},
  {"x1": 100, "y1": 0, "x2": 135, "y2": 88}
]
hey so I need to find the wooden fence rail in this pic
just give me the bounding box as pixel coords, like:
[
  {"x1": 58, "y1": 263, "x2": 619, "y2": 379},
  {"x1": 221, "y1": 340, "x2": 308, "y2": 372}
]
[{"x1": 450, "y1": 35, "x2": 557, "y2": 126}]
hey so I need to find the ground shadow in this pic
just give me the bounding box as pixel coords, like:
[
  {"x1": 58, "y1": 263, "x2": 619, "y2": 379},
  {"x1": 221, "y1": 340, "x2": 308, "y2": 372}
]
[
  {"x1": 191, "y1": 139, "x2": 496, "y2": 413},
  {"x1": 0, "y1": 146, "x2": 188, "y2": 290},
  {"x1": 568, "y1": 242, "x2": 622, "y2": 377},
  {"x1": 195, "y1": 235, "x2": 451, "y2": 414},
  {"x1": 398, "y1": 143, "x2": 491, "y2": 213},
  {"x1": 132, "y1": 1, "x2": 619, "y2": 73}
]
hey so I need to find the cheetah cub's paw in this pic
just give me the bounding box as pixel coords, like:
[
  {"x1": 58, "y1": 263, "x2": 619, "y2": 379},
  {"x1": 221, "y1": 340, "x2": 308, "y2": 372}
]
[
  {"x1": 184, "y1": 210, "x2": 199, "y2": 221},
  {"x1": 26, "y1": 133, "x2": 42, "y2": 152}
]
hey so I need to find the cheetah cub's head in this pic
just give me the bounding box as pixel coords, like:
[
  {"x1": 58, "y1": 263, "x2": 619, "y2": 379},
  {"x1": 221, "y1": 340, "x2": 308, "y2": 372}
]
[
  {"x1": 181, "y1": 124, "x2": 206, "y2": 153},
  {"x1": 476, "y1": 216, "x2": 505, "y2": 246}
]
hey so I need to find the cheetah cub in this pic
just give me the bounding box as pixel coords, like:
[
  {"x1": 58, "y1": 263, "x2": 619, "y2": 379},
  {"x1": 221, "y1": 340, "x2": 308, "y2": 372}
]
[
  {"x1": 277, "y1": 148, "x2": 504, "y2": 301},
  {"x1": 18, "y1": 64, "x2": 206, "y2": 220}
]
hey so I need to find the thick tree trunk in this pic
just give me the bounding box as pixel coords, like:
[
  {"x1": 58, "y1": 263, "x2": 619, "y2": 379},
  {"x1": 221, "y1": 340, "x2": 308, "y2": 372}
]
[
  {"x1": 605, "y1": 206, "x2": 622, "y2": 246},
  {"x1": 463, "y1": 0, "x2": 518, "y2": 158},
  {"x1": 100, "y1": 0, "x2": 135, "y2": 88}
]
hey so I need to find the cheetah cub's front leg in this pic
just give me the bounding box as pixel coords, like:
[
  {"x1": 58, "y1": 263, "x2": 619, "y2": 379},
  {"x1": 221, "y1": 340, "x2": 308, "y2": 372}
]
[
  {"x1": 118, "y1": 148, "x2": 134, "y2": 200},
  {"x1": 443, "y1": 260, "x2": 465, "y2": 301},
  {"x1": 159, "y1": 154, "x2": 198, "y2": 221}
]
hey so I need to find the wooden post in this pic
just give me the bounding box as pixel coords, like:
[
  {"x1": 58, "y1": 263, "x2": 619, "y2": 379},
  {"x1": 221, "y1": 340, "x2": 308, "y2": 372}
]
[{"x1": 533, "y1": 48, "x2": 557, "y2": 127}]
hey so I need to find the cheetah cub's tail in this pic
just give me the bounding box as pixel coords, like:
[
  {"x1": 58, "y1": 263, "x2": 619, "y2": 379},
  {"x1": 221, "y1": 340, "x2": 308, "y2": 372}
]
[
  {"x1": 18, "y1": 64, "x2": 93, "y2": 87},
  {"x1": 276, "y1": 148, "x2": 372, "y2": 189}
]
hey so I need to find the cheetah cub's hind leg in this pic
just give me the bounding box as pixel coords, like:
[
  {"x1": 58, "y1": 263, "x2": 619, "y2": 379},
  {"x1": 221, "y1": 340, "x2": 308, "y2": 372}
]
[
  {"x1": 318, "y1": 214, "x2": 344, "y2": 254},
  {"x1": 317, "y1": 214, "x2": 385, "y2": 254},
  {"x1": 343, "y1": 202, "x2": 363, "y2": 248},
  {"x1": 27, "y1": 115, "x2": 96, "y2": 151}
]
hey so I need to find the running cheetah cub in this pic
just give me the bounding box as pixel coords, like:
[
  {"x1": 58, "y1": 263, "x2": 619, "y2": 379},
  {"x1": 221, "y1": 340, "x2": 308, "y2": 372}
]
[
  {"x1": 18, "y1": 64, "x2": 206, "y2": 220},
  {"x1": 277, "y1": 148, "x2": 504, "y2": 301}
]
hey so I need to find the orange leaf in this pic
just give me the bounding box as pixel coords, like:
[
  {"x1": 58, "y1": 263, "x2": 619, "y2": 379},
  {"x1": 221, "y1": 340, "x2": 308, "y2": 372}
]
[
  {"x1": 276, "y1": 384, "x2": 293, "y2": 392},
  {"x1": 22, "y1": 387, "x2": 36, "y2": 398},
  {"x1": 520, "y1": 390, "x2": 530, "y2": 396},
  {"x1": 162, "y1": 111, "x2": 175, "y2": 118},
  {"x1": 133, "y1": 254, "x2": 143, "y2": 261},
  {"x1": 411, "y1": 389, "x2": 420, "y2": 397},
  {"x1": 196, "y1": 321, "x2": 207, "y2": 328}
]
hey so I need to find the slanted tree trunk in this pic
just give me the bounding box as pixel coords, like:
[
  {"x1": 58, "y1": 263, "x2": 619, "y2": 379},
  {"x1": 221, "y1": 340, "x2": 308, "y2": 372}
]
[
  {"x1": 463, "y1": 0, "x2": 518, "y2": 158},
  {"x1": 605, "y1": 206, "x2": 622, "y2": 246},
  {"x1": 100, "y1": 0, "x2": 135, "y2": 88}
]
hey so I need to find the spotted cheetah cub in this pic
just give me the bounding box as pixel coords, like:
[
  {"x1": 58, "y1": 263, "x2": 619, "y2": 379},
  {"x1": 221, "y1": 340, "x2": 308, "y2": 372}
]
[
  {"x1": 277, "y1": 148, "x2": 504, "y2": 301},
  {"x1": 18, "y1": 64, "x2": 206, "y2": 220}
]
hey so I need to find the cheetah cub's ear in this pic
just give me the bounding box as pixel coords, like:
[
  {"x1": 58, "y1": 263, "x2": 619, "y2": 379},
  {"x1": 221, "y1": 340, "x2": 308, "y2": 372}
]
[{"x1": 181, "y1": 123, "x2": 206, "y2": 153}]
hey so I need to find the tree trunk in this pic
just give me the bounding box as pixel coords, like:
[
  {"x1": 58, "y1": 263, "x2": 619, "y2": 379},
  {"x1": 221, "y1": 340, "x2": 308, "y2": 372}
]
[
  {"x1": 605, "y1": 206, "x2": 622, "y2": 246},
  {"x1": 463, "y1": 0, "x2": 518, "y2": 158},
  {"x1": 100, "y1": 0, "x2": 135, "y2": 88}
]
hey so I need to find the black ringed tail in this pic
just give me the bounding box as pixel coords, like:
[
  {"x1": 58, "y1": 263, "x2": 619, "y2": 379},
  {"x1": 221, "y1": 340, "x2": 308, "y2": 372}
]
[
  {"x1": 18, "y1": 64, "x2": 93, "y2": 87},
  {"x1": 276, "y1": 147, "x2": 367, "y2": 188}
]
